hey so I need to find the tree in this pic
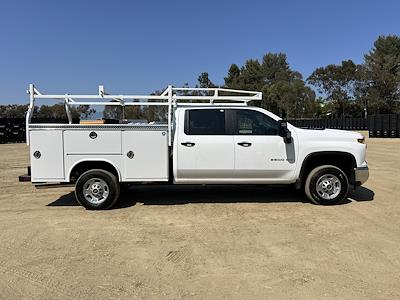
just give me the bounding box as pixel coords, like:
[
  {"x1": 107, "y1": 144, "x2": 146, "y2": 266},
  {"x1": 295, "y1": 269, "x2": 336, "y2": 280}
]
[
  {"x1": 0, "y1": 104, "x2": 32, "y2": 118},
  {"x1": 76, "y1": 105, "x2": 96, "y2": 119},
  {"x1": 364, "y1": 35, "x2": 400, "y2": 114},
  {"x1": 224, "y1": 52, "x2": 318, "y2": 118},
  {"x1": 224, "y1": 64, "x2": 241, "y2": 89},
  {"x1": 238, "y1": 59, "x2": 263, "y2": 91},
  {"x1": 197, "y1": 72, "x2": 216, "y2": 88},
  {"x1": 308, "y1": 35, "x2": 400, "y2": 116},
  {"x1": 307, "y1": 60, "x2": 366, "y2": 117},
  {"x1": 36, "y1": 103, "x2": 96, "y2": 120},
  {"x1": 145, "y1": 89, "x2": 168, "y2": 122},
  {"x1": 103, "y1": 101, "x2": 123, "y2": 120},
  {"x1": 261, "y1": 53, "x2": 291, "y2": 84},
  {"x1": 0, "y1": 103, "x2": 96, "y2": 120}
]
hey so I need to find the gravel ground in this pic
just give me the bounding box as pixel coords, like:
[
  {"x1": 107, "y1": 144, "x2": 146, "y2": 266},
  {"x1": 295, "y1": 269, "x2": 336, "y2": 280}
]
[{"x1": 0, "y1": 134, "x2": 399, "y2": 299}]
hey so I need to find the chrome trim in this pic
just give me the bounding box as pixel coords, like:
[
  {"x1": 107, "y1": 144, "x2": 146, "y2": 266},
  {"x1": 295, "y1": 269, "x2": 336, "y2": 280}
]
[{"x1": 354, "y1": 166, "x2": 369, "y2": 185}]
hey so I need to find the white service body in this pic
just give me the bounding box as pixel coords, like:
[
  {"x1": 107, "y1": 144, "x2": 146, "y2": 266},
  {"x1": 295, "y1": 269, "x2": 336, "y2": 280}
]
[{"x1": 29, "y1": 124, "x2": 169, "y2": 183}]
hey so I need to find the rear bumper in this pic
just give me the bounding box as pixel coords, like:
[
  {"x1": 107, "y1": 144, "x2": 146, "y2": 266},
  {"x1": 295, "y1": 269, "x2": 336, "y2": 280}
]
[
  {"x1": 18, "y1": 166, "x2": 31, "y2": 182},
  {"x1": 354, "y1": 166, "x2": 369, "y2": 185}
]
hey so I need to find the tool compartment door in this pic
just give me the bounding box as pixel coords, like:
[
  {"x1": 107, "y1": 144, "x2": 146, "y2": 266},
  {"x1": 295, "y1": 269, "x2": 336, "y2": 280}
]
[
  {"x1": 64, "y1": 130, "x2": 121, "y2": 154},
  {"x1": 123, "y1": 131, "x2": 168, "y2": 181},
  {"x1": 30, "y1": 130, "x2": 64, "y2": 181}
]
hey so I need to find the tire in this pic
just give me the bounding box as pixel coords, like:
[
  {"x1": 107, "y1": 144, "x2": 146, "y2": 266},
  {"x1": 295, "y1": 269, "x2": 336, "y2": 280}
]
[
  {"x1": 304, "y1": 165, "x2": 349, "y2": 205},
  {"x1": 75, "y1": 169, "x2": 120, "y2": 210}
]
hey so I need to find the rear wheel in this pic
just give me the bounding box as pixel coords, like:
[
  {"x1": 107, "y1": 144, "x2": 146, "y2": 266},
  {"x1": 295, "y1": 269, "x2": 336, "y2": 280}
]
[
  {"x1": 75, "y1": 169, "x2": 120, "y2": 210},
  {"x1": 305, "y1": 165, "x2": 349, "y2": 205}
]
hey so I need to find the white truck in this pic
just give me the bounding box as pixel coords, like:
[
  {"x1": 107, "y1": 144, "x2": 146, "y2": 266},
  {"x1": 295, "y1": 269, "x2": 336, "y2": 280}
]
[{"x1": 20, "y1": 84, "x2": 369, "y2": 209}]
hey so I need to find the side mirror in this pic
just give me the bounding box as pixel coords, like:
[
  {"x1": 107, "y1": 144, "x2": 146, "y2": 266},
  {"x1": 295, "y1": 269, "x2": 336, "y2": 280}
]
[{"x1": 278, "y1": 120, "x2": 292, "y2": 143}]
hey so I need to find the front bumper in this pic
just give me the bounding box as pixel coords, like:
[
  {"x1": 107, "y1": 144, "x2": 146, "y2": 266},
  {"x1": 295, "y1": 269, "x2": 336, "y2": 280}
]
[{"x1": 354, "y1": 166, "x2": 369, "y2": 185}]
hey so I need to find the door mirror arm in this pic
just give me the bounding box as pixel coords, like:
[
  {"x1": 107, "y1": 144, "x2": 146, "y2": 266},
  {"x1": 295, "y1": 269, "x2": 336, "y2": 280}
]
[{"x1": 277, "y1": 120, "x2": 292, "y2": 143}]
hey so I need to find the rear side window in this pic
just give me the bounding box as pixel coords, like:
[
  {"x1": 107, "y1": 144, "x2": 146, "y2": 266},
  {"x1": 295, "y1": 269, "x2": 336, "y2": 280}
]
[{"x1": 185, "y1": 109, "x2": 226, "y2": 135}]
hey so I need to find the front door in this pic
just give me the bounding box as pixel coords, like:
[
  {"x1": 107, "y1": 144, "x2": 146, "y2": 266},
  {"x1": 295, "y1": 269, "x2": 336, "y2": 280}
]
[
  {"x1": 232, "y1": 109, "x2": 296, "y2": 181},
  {"x1": 175, "y1": 109, "x2": 234, "y2": 183}
]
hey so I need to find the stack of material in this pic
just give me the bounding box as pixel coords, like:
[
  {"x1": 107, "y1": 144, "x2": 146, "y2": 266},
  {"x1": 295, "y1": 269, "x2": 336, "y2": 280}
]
[{"x1": 79, "y1": 119, "x2": 106, "y2": 125}]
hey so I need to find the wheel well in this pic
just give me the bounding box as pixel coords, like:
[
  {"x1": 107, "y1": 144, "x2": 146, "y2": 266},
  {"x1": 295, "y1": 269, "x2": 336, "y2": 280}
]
[
  {"x1": 299, "y1": 152, "x2": 356, "y2": 186},
  {"x1": 69, "y1": 161, "x2": 120, "y2": 182}
]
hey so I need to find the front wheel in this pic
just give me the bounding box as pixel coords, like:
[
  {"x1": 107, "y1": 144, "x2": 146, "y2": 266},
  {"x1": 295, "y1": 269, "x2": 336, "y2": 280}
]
[
  {"x1": 305, "y1": 165, "x2": 349, "y2": 205},
  {"x1": 75, "y1": 169, "x2": 120, "y2": 210}
]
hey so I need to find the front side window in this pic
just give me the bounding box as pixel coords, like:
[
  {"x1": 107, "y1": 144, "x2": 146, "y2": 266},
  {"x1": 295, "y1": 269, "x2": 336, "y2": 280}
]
[
  {"x1": 234, "y1": 109, "x2": 278, "y2": 135},
  {"x1": 185, "y1": 109, "x2": 225, "y2": 135}
]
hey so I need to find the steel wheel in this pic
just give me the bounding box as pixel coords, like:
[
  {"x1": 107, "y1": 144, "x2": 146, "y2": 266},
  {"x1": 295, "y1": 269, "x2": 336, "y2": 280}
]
[
  {"x1": 83, "y1": 178, "x2": 110, "y2": 204},
  {"x1": 315, "y1": 174, "x2": 342, "y2": 200}
]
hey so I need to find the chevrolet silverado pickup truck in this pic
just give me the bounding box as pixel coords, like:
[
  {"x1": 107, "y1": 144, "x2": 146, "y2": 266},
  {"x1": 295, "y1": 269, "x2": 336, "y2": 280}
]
[{"x1": 20, "y1": 84, "x2": 369, "y2": 209}]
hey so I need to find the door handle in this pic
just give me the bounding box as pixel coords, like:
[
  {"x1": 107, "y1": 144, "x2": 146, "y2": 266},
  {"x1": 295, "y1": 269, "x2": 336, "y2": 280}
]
[
  {"x1": 237, "y1": 142, "x2": 252, "y2": 147},
  {"x1": 181, "y1": 142, "x2": 195, "y2": 147}
]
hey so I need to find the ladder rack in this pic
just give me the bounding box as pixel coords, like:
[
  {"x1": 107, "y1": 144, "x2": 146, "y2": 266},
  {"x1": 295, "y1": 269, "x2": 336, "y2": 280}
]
[{"x1": 26, "y1": 84, "x2": 262, "y2": 145}]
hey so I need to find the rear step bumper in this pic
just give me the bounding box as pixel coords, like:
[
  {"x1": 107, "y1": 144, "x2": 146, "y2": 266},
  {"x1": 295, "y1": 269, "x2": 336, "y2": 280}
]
[
  {"x1": 34, "y1": 183, "x2": 74, "y2": 189},
  {"x1": 19, "y1": 166, "x2": 31, "y2": 182},
  {"x1": 18, "y1": 166, "x2": 73, "y2": 188}
]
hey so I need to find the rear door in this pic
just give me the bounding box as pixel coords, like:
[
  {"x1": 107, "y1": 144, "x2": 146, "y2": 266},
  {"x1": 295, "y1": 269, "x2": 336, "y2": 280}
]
[
  {"x1": 232, "y1": 109, "x2": 296, "y2": 181},
  {"x1": 175, "y1": 109, "x2": 234, "y2": 182}
]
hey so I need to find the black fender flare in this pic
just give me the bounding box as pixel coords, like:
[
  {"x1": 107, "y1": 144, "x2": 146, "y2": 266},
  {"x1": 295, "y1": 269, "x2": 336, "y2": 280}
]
[{"x1": 298, "y1": 151, "x2": 357, "y2": 186}]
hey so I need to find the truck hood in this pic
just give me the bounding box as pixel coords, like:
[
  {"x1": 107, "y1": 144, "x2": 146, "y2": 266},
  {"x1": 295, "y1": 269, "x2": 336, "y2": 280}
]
[{"x1": 292, "y1": 127, "x2": 363, "y2": 142}]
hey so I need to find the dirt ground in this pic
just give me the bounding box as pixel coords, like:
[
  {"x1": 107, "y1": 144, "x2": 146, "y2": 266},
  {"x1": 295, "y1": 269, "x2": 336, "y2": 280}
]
[{"x1": 0, "y1": 133, "x2": 399, "y2": 299}]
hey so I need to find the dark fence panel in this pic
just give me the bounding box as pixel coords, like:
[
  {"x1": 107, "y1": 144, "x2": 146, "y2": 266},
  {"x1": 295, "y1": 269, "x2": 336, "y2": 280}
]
[
  {"x1": 286, "y1": 117, "x2": 369, "y2": 130},
  {"x1": 287, "y1": 114, "x2": 400, "y2": 138},
  {"x1": 0, "y1": 118, "x2": 71, "y2": 144},
  {"x1": 0, "y1": 118, "x2": 26, "y2": 144},
  {"x1": 1, "y1": 114, "x2": 399, "y2": 143}
]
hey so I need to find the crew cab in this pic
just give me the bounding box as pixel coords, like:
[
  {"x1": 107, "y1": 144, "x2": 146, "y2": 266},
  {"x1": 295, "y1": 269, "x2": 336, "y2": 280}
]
[{"x1": 20, "y1": 84, "x2": 369, "y2": 209}]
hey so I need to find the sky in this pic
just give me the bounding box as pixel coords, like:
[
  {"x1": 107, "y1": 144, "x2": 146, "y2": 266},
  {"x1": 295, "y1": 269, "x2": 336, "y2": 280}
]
[{"x1": 0, "y1": 0, "x2": 399, "y2": 104}]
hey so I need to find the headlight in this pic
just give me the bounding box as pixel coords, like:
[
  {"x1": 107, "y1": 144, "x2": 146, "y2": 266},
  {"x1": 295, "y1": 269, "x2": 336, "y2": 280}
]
[{"x1": 357, "y1": 137, "x2": 365, "y2": 144}]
